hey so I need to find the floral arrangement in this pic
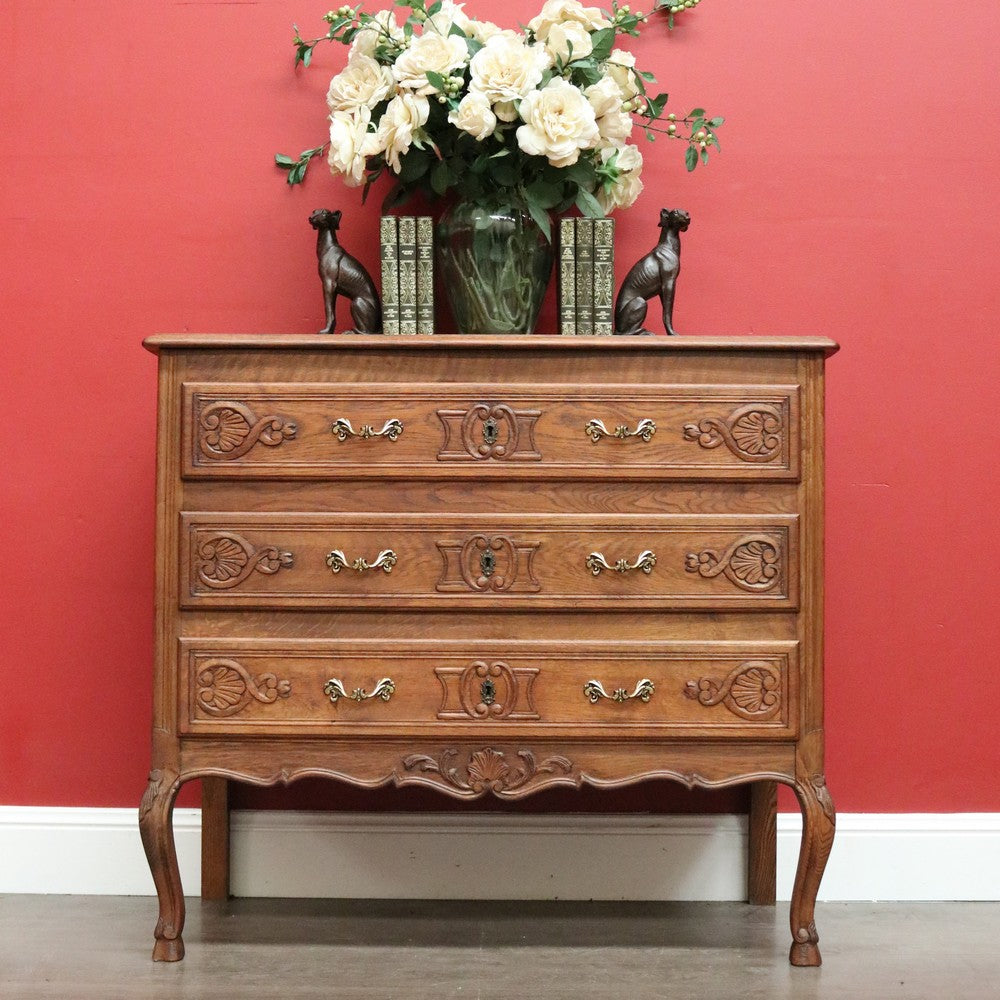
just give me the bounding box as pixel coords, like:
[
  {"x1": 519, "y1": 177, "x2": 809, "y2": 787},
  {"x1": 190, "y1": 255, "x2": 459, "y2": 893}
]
[{"x1": 276, "y1": 0, "x2": 721, "y2": 237}]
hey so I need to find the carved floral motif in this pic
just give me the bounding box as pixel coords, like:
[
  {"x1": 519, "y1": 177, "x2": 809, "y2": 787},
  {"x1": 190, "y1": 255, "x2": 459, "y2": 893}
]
[
  {"x1": 197, "y1": 400, "x2": 297, "y2": 461},
  {"x1": 401, "y1": 747, "x2": 574, "y2": 796},
  {"x1": 683, "y1": 404, "x2": 783, "y2": 463},
  {"x1": 683, "y1": 660, "x2": 781, "y2": 720},
  {"x1": 685, "y1": 534, "x2": 781, "y2": 592},
  {"x1": 196, "y1": 658, "x2": 292, "y2": 717},
  {"x1": 195, "y1": 532, "x2": 294, "y2": 589}
]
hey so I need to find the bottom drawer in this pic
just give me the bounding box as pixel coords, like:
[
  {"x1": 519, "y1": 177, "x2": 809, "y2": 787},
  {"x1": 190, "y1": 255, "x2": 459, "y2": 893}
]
[{"x1": 179, "y1": 639, "x2": 798, "y2": 739}]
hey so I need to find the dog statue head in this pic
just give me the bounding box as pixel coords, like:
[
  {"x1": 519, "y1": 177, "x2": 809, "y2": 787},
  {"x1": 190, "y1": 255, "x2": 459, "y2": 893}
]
[
  {"x1": 658, "y1": 208, "x2": 691, "y2": 233},
  {"x1": 309, "y1": 208, "x2": 343, "y2": 231}
]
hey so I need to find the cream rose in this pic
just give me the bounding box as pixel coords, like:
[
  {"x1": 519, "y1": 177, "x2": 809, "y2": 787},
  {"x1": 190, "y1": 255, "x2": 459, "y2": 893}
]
[
  {"x1": 528, "y1": 0, "x2": 611, "y2": 41},
  {"x1": 469, "y1": 34, "x2": 549, "y2": 108},
  {"x1": 425, "y1": 0, "x2": 473, "y2": 36},
  {"x1": 596, "y1": 142, "x2": 644, "y2": 212},
  {"x1": 586, "y1": 79, "x2": 633, "y2": 141},
  {"x1": 326, "y1": 55, "x2": 394, "y2": 114},
  {"x1": 375, "y1": 92, "x2": 430, "y2": 173},
  {"x1": 349, "y1": 9, "x2": 405, "y2": 61},
  {"x1": 516, "y1": 77, "x2": 599, "y2": 168},
  {"x1": 327, "y1": 107, "x2": 377, "y2": 187},
  {"x1": 544, "y1": 21, "x2": 592, "y2": 63},
  {"x1": 448, "y1": 91, "x2": 497, "y2": 141},
  {"x1": 604, "y1": 50, "x2": 641, "y2": 101},
  {"x1": 467, "y1": 21, "x2": 516, "y2": 45},
  {"x1": 392, "y1": 32, "x2": 468, "y2": 96}
]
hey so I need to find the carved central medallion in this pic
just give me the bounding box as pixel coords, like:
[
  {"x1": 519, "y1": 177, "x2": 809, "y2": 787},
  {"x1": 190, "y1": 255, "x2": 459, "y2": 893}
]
[{"x1": 401, "y1": 747, "x2": 575, "y2": 797}]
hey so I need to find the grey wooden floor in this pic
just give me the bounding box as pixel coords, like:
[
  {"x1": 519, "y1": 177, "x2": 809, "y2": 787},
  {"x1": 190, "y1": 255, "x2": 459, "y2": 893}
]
[{"x1": 2, "y1": 896, "x2": 998, "y2": 999}]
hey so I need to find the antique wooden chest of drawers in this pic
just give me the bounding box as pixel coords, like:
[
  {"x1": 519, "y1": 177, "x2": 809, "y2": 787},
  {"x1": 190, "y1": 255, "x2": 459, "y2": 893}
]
[{"x1": 141, "y1": 333, "x2": 838, "y2": 966}]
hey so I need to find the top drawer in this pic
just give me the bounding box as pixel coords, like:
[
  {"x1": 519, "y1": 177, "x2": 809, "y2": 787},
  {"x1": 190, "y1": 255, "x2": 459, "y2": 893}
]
[{"x1": 182, "y1": 382, "x2": 800, "y2": 481}]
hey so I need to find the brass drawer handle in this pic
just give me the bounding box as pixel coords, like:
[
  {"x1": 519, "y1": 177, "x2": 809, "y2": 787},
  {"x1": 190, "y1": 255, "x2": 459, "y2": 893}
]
[
  {"x1": 585, "y1": 418, "x2": 656, "y2": 443},
  {"x1": 332, "y1": 418, "x2": 404, "y2": 442},
  {"x1": 586, "y1": 550, "x2": 656, "y2": 576},
  {"x1": 584, "y1": 679, "x2": 655, "y2": 704},
  {"x1": 326, "y1": 548, "x2": 397, "y2": 574},
  {"x1": 324, "y1": 677, "x2": 395, "y2": 704}
]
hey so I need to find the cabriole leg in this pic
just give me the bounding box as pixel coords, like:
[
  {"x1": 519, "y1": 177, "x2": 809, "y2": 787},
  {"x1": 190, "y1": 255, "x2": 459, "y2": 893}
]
[
  {"x1": 787, "y1": 773, "x2": 836, "y2": 967},
  {"x1": 139, "y1": 768, "x2": 186, "y2": 962}
]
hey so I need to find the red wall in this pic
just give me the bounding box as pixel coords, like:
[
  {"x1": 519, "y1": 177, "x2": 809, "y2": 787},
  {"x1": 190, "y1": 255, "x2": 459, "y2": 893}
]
[{"x1": 2, "y1": 2, "x2": 998, "y2": 813}]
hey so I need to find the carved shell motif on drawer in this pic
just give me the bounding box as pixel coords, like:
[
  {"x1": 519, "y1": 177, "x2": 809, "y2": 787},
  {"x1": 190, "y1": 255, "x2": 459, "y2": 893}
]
[
  {"x1": 683, "y1": 403, "x2": 784, "y2": 464},
  {"x1": 197, "y1": 400, "x2": 297, "y2": 461},
  {"x1": 195, "y1": 658, "x2": 292, "y2": 717},
  {"x1": 194, "y1": 532, "x2": 294, "y2": 590}
]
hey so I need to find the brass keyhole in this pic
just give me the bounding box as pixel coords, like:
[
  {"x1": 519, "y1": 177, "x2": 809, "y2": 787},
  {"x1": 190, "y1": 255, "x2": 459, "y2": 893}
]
[
  {"x1": 482, "y1": 417, "x2": 500, "y2": 445},
  {"x1": 480, "y1": 549, "x2": 496, "y2": 577},
  {"x1": 480, "y1": 679, "x2": 496, "y2": 705}
]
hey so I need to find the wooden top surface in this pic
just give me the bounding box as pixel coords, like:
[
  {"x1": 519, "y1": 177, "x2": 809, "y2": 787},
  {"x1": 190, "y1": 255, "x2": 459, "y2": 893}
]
[{"x1": 144, "y1": 333, "x2": 839, "y2": 356}]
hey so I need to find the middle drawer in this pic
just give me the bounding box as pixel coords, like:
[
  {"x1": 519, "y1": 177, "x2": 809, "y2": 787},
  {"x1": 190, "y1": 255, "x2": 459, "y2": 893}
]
[{"x1": 180, "y1": 512, "x2": 799, "y2": 611}]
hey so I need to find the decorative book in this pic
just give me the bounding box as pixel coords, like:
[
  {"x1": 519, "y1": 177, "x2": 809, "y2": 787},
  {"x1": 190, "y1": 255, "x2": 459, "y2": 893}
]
[
  {"x1": 416, "y1": 216, "x2": 434, "y2": 335},
  {"x1": 558, "y1": 217, "x2": 614, "y2": 335},
  {"x1": 379, "y1": 216, "x2": 400, "y2": 336}
]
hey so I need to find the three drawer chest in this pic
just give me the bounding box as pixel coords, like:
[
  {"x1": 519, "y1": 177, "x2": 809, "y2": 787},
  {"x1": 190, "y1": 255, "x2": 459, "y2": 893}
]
[{"x1": 140, "y1": 333, "x2": 838, "y2": 966}]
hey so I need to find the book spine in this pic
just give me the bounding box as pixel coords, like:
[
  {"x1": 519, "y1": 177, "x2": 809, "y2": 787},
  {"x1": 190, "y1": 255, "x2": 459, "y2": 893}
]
[
  {"x1": 574, "y1": 217, "x2": 594, "y2": 336},
  {"x1": 379, "y1": 216, "x2": 400, "y2": 336},
  {"x1": 593, "y1": 217, "x2": 615, "y2": 336},
  {"x1": 416, "y1": 216, "x2": 435, "y2": 335},
  {"x1": 558, "y1": 217, "x2": 576, "y2": 335},
  {"x1": 397, "y1": 215, "x2": 417, "y2": 335}
]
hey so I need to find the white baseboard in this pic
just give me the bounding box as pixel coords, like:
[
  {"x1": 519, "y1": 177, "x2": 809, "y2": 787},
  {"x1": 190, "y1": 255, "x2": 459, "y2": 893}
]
[{"x1": 1, "y1": 807, "x2": 998, "y2": 901}]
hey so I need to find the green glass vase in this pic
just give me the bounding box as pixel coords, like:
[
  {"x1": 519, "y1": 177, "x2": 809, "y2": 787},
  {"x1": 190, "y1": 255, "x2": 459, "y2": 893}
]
[{"x1": 436, "y1": 200, "x2": 554, "y2": 335}]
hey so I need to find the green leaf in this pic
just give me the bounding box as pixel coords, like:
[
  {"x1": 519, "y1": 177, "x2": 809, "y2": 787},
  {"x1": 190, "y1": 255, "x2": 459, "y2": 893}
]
[
  {"x1": 701, "y1": 147, "x2": 709, "y2": 165},
  {"x1": 274, "y1": 154, "x2": 297, "y2": 168},
  {"x1": 425, "y1": 70, "x2": 448, "y2": 93},
  {"x1": 430, "y1": 159, "x2": 451, "y2": 196},
  {"x1": 399, "y1": 149, "x2": 430, "y2": 183},
  {"x1": 574, "y1": 187, "x2": 603, "y2": 218},
  {"x1": 589, "y1": 27, "x2": 615, "y2": 63},
  {"x1": 525, "y1": 199, "x2": 552, "y2": 242},
  {"x1": 525, "y1": 180, "x2": 561, "y2": 210},
  {"x1": 302, "y1": 45, "x2": 313, "y2": 68},
  {"x1": 688, "y1": 108, "x2": 705, "y2": 118},
  {"x1": 685, "y1": 146, "x2": 698, "y2": 172},
  {"x1": 709, "y1": 117, "x2": 725, "y2": 127}
]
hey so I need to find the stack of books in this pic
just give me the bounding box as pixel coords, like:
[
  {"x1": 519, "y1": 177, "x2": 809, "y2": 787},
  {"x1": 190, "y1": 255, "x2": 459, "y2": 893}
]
[
  {"x1": 559, "y1": 217, "x2": 615, "y2": 336},
  {"x1": 380, "y1": 216, "x2": 434, "y2": 335}
]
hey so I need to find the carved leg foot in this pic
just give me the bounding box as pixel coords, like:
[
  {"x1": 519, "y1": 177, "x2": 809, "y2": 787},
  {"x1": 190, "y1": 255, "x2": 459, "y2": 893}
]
[
  {"x1": 139, "y1": 769, "x2": 186, "y2": 962},
  {"x1": 787, "y1": 774, "x2": 836, "y2": 967}
]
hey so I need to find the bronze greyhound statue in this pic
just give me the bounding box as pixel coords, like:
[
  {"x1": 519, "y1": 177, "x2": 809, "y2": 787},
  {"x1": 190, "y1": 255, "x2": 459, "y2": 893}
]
[
  {"x1": 309, "y1": 208, "x2": 382, "y2": 335},
  {"x1": 614, "y1": 208, "x2": 690, "y2": 336}
]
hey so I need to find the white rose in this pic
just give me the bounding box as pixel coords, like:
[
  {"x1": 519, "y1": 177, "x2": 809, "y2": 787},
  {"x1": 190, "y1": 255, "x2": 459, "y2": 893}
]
[
  {"x1": 587, "y1": 80, "x2": 634, "y2": 140},
  {"x1": 516, "y1": 77, "x2": 599, "y2": 168},
  {"x1": 375, "y1": 92, "x2": 430, "y2": 173},
  {"x1": 326, "y1": 55, "x2": 395, "y2": 114},
  {"x1": 605, "y1": 49, "x2": 641, "y2": 100},
  {"x1": 469, "y1": 34, "x2": 549, "y2": 107},
  {"x1": 328, "y1": 107, "x2": 377, "y2": 187},
  {"x1": 349, "y1": 9, "x2": 405, "y2": 60},
  {"x1": 596, "y1": 142, "x2": 644, "y2": 212},
  {"x1": 425, "y1": 0, "x2": 473, "y2": 36},
  {"x1": 467, "y1": 22, "x2": 517, "y2": 45},
  {"x1": 544, "y1": 21, "x2": 592, "y2": 64},
  {"x1": 448, "y1": 91, "x2": 497, "y2": 141},
  {"x1": 584, "y1": 77, "x2": 621, "y2": 118},
  {"x1": 392, "y1": 32, "x2": 468, "y2": 96},
  {"x1": 528, "y1": 0, "x2": 611, "y2": 41}
]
